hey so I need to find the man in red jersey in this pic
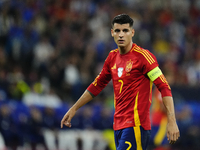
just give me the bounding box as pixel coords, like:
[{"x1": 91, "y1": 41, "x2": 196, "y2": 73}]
[{"x1": 61, "y1": 14, "x2": 180, "y2": 150}]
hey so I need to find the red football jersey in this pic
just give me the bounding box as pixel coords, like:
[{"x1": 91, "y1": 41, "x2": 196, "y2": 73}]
[{"x1": 87, "y1": 43, "x2": 170, "y2": 130}]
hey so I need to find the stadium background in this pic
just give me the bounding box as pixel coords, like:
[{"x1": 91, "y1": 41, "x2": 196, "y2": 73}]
[{"x1": 0, "y1": 0, "x2": 200, "y2": 150}]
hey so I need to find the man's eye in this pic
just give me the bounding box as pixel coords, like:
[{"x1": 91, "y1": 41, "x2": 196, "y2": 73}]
[{"x1": 123, "y1": 29, "x2": 129, "y2": 32}]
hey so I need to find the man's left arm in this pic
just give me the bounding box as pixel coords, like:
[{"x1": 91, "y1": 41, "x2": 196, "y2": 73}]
[
  {"x1": 147, "y1": 66, "x2": 180, "y2": 144},
  {"x1": 162, "y1": 96, "x2": 180, "y2": 144}
]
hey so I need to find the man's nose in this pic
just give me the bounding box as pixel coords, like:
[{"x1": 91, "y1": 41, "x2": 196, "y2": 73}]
[{"x1": 119, "y1": 31, "x2": 124, "y2": 37}]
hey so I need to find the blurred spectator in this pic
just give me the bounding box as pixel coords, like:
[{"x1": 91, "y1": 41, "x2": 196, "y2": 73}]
[
  {"x1": 80, "y1": 105, "x2": 94, "y2": 130},
  {"x1": 23, "y1": 84, "x2": 62, "y2": 109},
  {"x1": 43, "y1": 107, "x2": 59, "y2": 150},
  {"x1": 186, "y1": 49, "x2": 200, "y2": 86},
  {"x1": 20, "y1": 22, "x2": 38, "y2": 70},
  {"x1": 7, "y1": 65, "x2": 30, "y2": 101},
  {"x1": 94, "y1": 106, "x2": 113, "y2": 130},
  {"x1": 26, "y1": 106, "x2": 48, "y2": 150},
  {"x1": 0, "y1": 46, "x2": 8, "y2": 68},
  {"x1": 175, "y1": 105, "x2": 193, "y2": 149},
  {"x1": 0, "y1": 2, "x2": 13, "y2": 46},
  {"x1": 22, "y1": 83, "x2": 43, "y2": 107},
  {"x1": 0, "y1": 69, "x2": 9, "y2": 101},
  {"x1": 64, "y1": 54, "x2": 82, "y2": 100},
  {"x1": 33, "y1": 34, "x2": 54, "y2": 75},
  {"x1": 42, "y1": 87, "x2": 62, "y2": 109},
  {"x1": 0, "y1": 103, "x2": 21, "y2": 150}
]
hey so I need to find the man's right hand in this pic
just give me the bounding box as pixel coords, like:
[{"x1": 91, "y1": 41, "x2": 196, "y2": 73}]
[
  {"x1": 60, "y1": 90, "x2": 94, "y2": 128},
  {"x1": 60, "y1": 108, "x2": 76, "y2": 128}
]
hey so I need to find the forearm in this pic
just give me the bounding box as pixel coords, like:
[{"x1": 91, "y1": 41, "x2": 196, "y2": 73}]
[
  {"x1": 162, "y1": 96, "x2": 176, "y2": 122},
  {"x1": 71, "y1": 90, "x2": 93, "y2": 111}
]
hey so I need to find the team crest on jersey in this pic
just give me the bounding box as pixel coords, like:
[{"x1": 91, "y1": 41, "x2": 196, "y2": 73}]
[
  {"x1": 118, "y1": 67, "x2": 123, "y2": 77},
  {"x1": 126, "y1": 60, "x2": 133, "y2": 72}
]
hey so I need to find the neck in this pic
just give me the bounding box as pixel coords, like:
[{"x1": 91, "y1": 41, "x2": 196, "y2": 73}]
[{"x1": 118, "y1": 42, "x2": 133, "y2": 54}]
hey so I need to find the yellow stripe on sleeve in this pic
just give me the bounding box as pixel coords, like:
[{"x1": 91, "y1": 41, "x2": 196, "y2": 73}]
[
  {"x1": 134, "y1": 49, "x2": 153, "y2": 64},
  {"x1": 133, "y1": 46, "x2": 155, "y2": 64},
  {"x1": 159, "y1": 75, "x2": 165, "y2": 83},
  {"x1": 143, "y1": 50, "x2": 155, "y2": 64},
  {"x1": 159, "y1": 74, "x2": 171, "y2": 90},
  {"x1": 147, "y1": 67, "x2": 163, "y2": 81}
]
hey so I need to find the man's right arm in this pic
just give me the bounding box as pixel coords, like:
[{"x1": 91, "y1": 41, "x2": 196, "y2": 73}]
[
  {"x1": 61, "y1": 53, "x2": 112, "y2": 128},
  {"x1": 60, "y1": 90, "x2": 93, "y2": 128}
]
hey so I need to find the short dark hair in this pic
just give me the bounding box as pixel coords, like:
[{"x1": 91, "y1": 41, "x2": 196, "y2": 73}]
[{"x1": 111, "y1": 14, "x2": 134, "y2": 28}]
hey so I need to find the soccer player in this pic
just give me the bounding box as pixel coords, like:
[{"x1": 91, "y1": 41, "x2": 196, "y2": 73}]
[{"x1": 61, "y1": 14, "x2": 180, "y2": 150}]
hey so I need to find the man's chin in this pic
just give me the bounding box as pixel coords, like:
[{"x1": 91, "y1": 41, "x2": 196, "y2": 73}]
[{"x1": 118, "y1": 43, "x2": 125, "y2": 47}]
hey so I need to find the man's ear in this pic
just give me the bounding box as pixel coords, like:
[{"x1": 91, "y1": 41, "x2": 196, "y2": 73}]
[
  {"x1": 132, "y1": 29, "x2": 135, "y2": 37},
  {"x1": 111, "y1": 29, "x2": 114, "y2": 37}
]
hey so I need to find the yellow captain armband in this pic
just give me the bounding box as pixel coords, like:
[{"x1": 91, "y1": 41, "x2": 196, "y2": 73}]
[{"x1": 147, "y1": 66, "x2": 163, "y2": 81}]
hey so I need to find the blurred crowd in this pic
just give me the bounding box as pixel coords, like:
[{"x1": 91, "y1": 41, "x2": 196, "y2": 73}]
[
  {"x1": 0, "y1": 0, "x2": 200, "y2": 150},
  {"x1": 0, "y1": 0, "x2": 200, "y2": 103},
  {"x1": 0, "y1": 100, "x2": 114, "y2": 150}
]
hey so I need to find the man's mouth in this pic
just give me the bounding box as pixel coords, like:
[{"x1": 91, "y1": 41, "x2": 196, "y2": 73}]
[{"x1": 118, "y1": 40, "x2": 124, "y2": 43}]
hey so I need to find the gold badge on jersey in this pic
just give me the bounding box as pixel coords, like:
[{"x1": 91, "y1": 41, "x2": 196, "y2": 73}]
[{"x1": 125, "y1": 60, "x2": 133, "y2": 72}]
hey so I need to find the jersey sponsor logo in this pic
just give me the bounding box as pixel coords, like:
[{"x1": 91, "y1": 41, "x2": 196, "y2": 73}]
[
  {"x1": 125, "y1": 59, "x2": 133, "y2": 72},
  {"x1": 118, "y1": 67, "x2": 123, "y2": 77}
]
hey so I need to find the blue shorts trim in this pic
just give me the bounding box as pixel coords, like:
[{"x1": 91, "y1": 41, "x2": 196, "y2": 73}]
[{"x1": 114, "y1": 126, "x2": 151, "y2": 150}]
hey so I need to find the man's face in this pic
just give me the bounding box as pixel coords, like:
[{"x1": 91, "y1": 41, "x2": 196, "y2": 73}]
[{"x1": 111, "y1": 23, "x2": 135, "y2": 48}]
